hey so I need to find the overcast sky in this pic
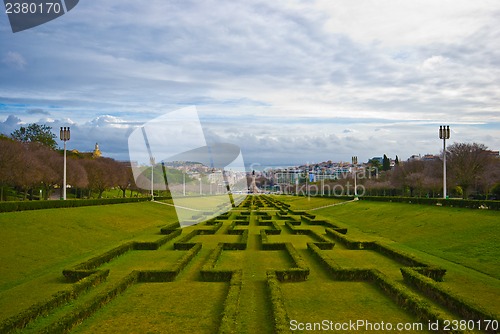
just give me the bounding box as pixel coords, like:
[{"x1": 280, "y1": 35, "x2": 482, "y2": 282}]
[{"x1": 1, "y1": 0, "x2": 499, "y2": 167}]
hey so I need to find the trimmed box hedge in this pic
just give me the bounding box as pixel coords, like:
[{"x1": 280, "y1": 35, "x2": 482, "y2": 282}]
[
  {"x1": 39, "y1": 271, "x2": 139, "y2": 333},
  {"x1": 223, "y1": 230, "x2": 249, "y2": 250},
  {"x1": 160, "y1": 222, "x2": 181, "y2": 234},
  {"x1": 307, "y1": 243, "x2": 449, "y2": 329},
  {"x1": 0, "y1": 197, "x2": 150, "y2": 213},
  {"x1": 64, "y1": 231, "x2": 183, "y2": 280},
  {"x1": 266, "y1": 271, "x2": 291, "y2": 334},
  {"x1": 138, "y1": 243, "x2": 202, "y2": 282},
  {"x1": 200, "y1": 243, "x2": 235, "y2": 282},
  {"x1": 358, "y1": 196, "x2": 500, "y2": 210},
  {"x1": 401, "y1": 267, "x2": 499, "y2": 331},
  {"x1": 323, "y1": 229, "x2": 446, "y2": 281},
  {"x1": 0, "y1": 270, "x2": 109, "y2": 333},
  {"x1": 218, "y1": 270, "x2": 243, "y2": 334},
  {"x1": 260, "y1": 230, "x2": 287, "y2": 250},
  {"x1": 273, "y1": 243, "x2": 310, "y2": 282}
]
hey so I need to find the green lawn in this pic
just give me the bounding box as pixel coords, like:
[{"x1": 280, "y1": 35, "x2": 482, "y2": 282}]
[
  {"x1": 1, "y1": 196, "x2": 499, "y2": 333},
  {"x1": 312, "y1": 199, "x2": 500, "y2": 279},
  {"x1": 72, "y1": 282, "x2": 228, "y2": 334},
  {"x1": 0, "y1": 202, "x2": 178, "y2": 320}
]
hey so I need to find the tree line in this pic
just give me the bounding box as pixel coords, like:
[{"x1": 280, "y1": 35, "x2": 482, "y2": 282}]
[
  {"x1": 351, "y1": 143, "x2": 500, "y2": 199},
  {"x1": 0, "y1": 125, "x2": 139, "y2": 201}
]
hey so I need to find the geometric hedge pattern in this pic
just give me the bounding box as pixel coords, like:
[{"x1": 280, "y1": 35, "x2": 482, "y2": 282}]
[{"x1": 1, "y1": 196, "x2": 497, "y2": 333}]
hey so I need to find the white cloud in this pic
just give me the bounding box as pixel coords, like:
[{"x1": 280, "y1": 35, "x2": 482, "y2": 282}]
[
  {"x1": 317, "y1": 0, "x2": 500, "y2": 46},
  {"x1": 420, "y1": 55, "x2": 449, "y2": 71},
  {"x1": 2, "y1": 51, "x2": 26, "y2": 70},
  {"x1": 1, "y1": 1, "x2": 499, "y2": 165}
]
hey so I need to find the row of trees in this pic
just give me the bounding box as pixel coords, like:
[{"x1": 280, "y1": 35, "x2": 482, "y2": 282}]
[
  {"x1": 349, "y1": 143, "x2": 499, "y2": 198},
  {"x1": 269, "y1": 143, "x2": 499, "y2": 199},
  {"x1": 0, "y1": 131, "x2": 138, "y2": 201},
  {"x1": 1, "y1": 123, "x2": 499, "y2": 201}
]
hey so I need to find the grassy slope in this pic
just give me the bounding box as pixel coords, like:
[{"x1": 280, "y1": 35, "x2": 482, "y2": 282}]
[
  {"x1": 315, "y1": 200, "x2": 500, "y2": 279},
  {"x1": 275, "y1": 196, "x2": 500, "y2": 316},
  {"x1": 3, "y1": 196, "x2": 499, "y2": 331},
  {"x1": 0, "y1": 202, "x2": 177, "y2": 319}
]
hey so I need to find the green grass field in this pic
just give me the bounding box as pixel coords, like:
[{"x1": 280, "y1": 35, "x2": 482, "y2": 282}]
[{"x1": 0, "y1": 195, "x2": 499, "y2": 333}]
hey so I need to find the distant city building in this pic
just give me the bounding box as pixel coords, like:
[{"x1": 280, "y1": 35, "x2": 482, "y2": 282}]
[{"x1": 422, "y1": 154, "x2": 439, "y2": 161}]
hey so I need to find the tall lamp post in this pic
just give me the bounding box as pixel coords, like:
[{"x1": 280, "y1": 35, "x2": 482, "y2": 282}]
[
  {"x1": 352, "y1": 156, "x2": 358, "y2": 197},
  {"x1": 439, "y1": 126, "x2": 450, "y2": 199},
  {"x1": 150, "y1": 156, "x2": 155, "y2": 200},
  {"x1": 60, "y1": 127, "x2": 70, "y2": 200}
]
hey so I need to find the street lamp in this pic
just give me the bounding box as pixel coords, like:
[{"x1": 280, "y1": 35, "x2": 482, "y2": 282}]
[
  {"x1": 150, "y1": 156, "x2": 155, "y2": 200},
  {"x1": 352, "y1": 156, "x2": 358, "y2": 197},
  {"x1": 59, "y1": 127, "x2": 70, "y2": 200},
  {"x1": 183, "y1": 170, "x2": 186, "y2": 196},
  {"x1": 439, "y1": 125, "x2": 451, "y2": 199}
]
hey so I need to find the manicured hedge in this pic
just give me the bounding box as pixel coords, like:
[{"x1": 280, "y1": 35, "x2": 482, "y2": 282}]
[
  {"x1": 200, "y1": 243, "x2": 235, "y2": 281},
  {"x1": 258, "y1": 221, "x2": 282, "y2": 235},
  {"x1": 218, "y1": 270, "x2": 243, "y2": 334},
  {"x1": 216, "y1": 212, "x2": 232, "y2": 220},
  {"x1": 358, "y1": 196, "x2": 500, "y2": 210},
  {"x1": 0, "y1": 270, "x2": 109, "y2": 333},
  {"x1": 64, "y1": 231, "x2": 183, "y2": 280},
  {"x1": 258, "y1": 220, "x2": 274, "y2": 226},
  {"x1": 232, "y1": 220, "x2": 249, "y2": 226},
  {"x1": 260, "y1": 230, "x2": 286, "y2": 250},
  {"x1": 369, "y1": 270, "x2": 447, "y2": 327},
  {"x1": 174, "y1": 223, "x2": 223, "y2": 250},
  {"x1": 323, "y1": 229, "x2": 446, "y2": 281},
  {"x1": 226, "y1": 221, "x2": 244, "y2": 235},
  {"x1": 64, "y1": 242, "x2": 135, "y2": 280},
  {"x1": 0, "y1": 197, "x2": 150, "y2": 213},
  {"x1": 133, "y1": 231, "x2": 182, "y2": 250},
  {"x1": 42, "y1": 244, "x2": 202, "y2": 332},
  {"x1": 266, "y1": 271, "x2": 291, "y2": 334},
  {"x1": 138, "y1": 243, "x2": 202, "y2": 282},
  {"x1": 325, "y1": 228, "x2": 371, "y2": 250},
  {"x1": 401, "y1": 267, "x2": 499, "y2": 330},
  {"x1": 160, "y1": 222, "x2": 181, "y2": 235},
  {"x1": 39, "y1": 271, "x2": 139, "y2": 333},
  {"x1": 274, "y1": 243, "x2": 310, "y2": 282},
  {"x1": 301, "y1": 216, "x2": 346, "y2": 233},
  {"x1": 308, "y1": 242, "x2": 369, "y2": 280},
  {"x1": 174, "y1": 230, "x2": 200, "y2": 250},
  {"x1": 223, "y1": 230, "x2": 249, "y2": 250},
  {"x1": 307, "y1": 243, "x2": 449, "y2": 328},
  {"x1": 288, "y1": 210, "x2": 315, "y2": 219}
]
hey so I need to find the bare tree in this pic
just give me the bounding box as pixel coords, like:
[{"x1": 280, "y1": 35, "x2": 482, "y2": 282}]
[
  {"x1": 447, "y1": 143, "x2": 491, "y2": 198},
  {"x1": 0, "y1": 138, "x2": 23, "y2": 200},
  {"x1": 114, "y1": 162, "x2": 134, "y2": 198},
  {"x1": 81, "y1": 158, "x2": 117, "y2": 198},
  {"x1": 391, "y1": 160, "x2": 425, "y2": 196}
]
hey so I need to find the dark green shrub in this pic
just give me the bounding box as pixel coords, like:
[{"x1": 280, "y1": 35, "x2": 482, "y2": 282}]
[
  {"x1": 0, "y1": 197, "x2": 150, "y2": 213},
  {"x1": 0, "y1": 270, "x2": 109, "y2": 333},
  {"x1": 401, "y1": 267, "x2": 499, "y2": 329},
  {"x1": 218, "y1": 270, "x2": 243, "y2": 334},
  {"x1": 266, "y1": 271, "x2": 290, "y2": 334}
]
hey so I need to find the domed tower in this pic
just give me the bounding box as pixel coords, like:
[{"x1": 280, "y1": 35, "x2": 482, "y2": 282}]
[{"x1": 92, "y1": 143, "x2": 102, "y2": 158}]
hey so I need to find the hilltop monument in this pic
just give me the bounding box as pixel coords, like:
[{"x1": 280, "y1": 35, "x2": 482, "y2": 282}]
[{"x1": 92, "y1": 143, "x2": 102, "y2": 158}]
